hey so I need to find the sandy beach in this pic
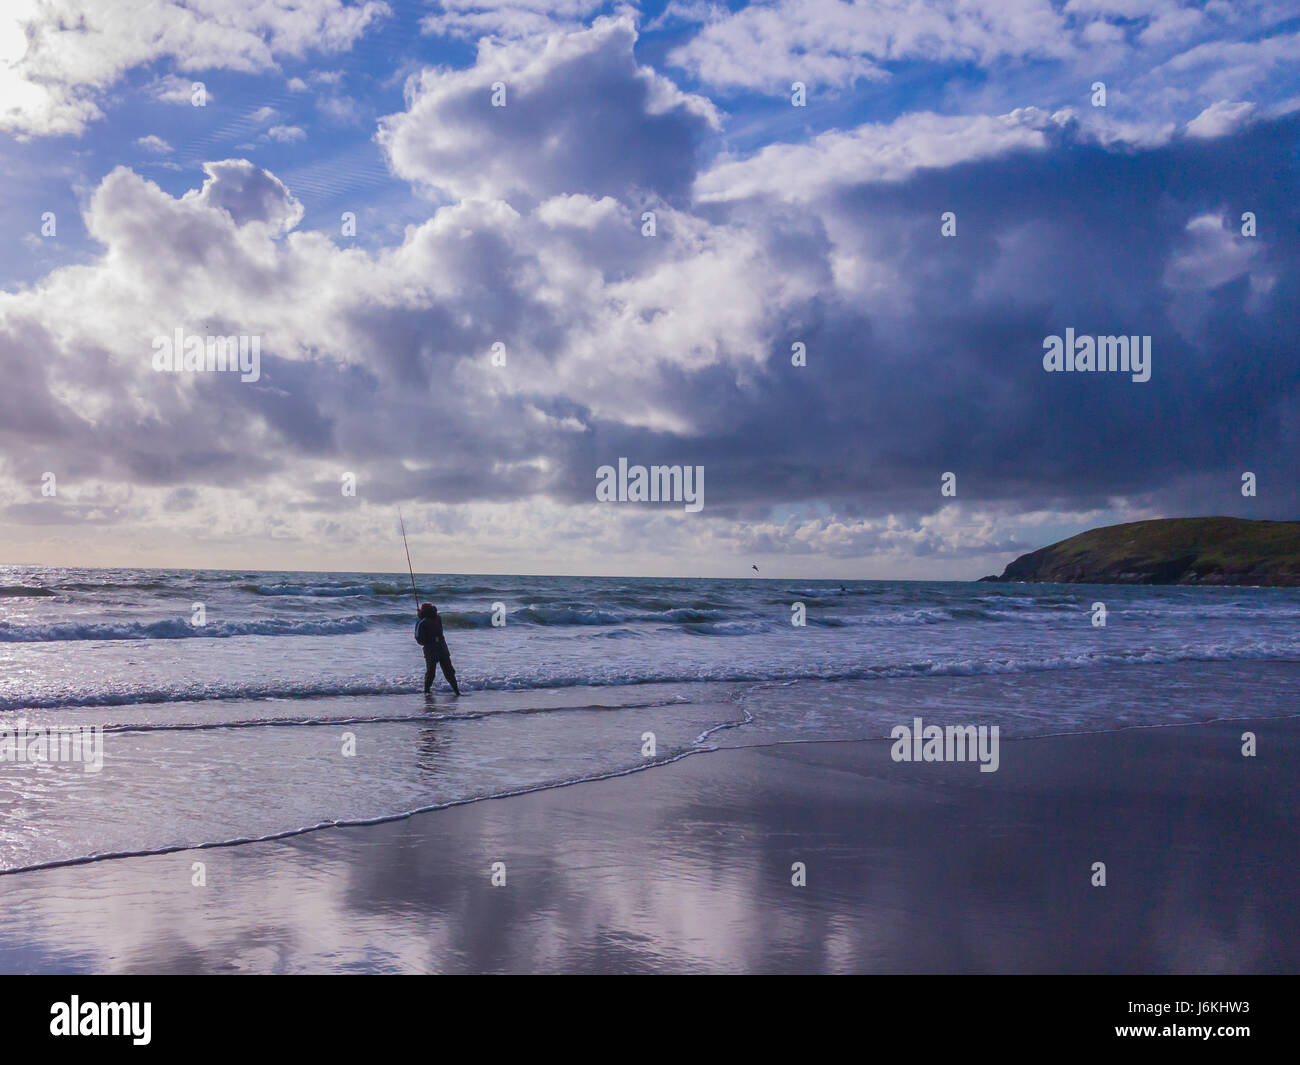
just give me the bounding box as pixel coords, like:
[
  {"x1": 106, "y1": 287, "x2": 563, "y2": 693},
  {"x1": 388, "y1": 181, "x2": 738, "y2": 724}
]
[{"x1": 3, "y1": 715, "x2": 1295, "y2": 974}]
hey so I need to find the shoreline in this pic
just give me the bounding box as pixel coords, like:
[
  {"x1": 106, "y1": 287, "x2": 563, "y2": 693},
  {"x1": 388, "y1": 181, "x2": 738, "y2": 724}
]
[{"x1": 2, "y1": 715, "x2": 1296, "y2": 974}]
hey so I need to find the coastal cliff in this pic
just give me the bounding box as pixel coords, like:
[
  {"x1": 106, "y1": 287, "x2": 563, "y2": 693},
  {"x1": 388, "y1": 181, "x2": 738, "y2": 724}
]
[{"x1": 978, "y1": 517, "x2": 1300, "y2": 586}]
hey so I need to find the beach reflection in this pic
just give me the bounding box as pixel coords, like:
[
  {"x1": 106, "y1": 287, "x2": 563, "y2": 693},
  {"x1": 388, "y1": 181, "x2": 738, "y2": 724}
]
[{"x1": 1, "y1": 720, "x2": 1297, "y2": 973}]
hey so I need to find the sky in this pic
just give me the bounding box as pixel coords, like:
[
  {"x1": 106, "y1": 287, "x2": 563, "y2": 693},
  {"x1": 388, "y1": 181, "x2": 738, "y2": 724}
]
[{"x1": 1, "y1": 0, "x2": 1298, "y2": 579}]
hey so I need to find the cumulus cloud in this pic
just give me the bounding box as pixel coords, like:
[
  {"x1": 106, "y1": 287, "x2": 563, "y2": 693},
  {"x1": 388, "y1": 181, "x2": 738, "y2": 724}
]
[
  {"x1": 0, "y1": 0, "x2": 388, "y2": 136},
  {"x1": 183, "y1": 160, "x2": 306, "y2": 232},
  {"x1": 378, "y1": 16, "x2": 719, "y2": 204}
]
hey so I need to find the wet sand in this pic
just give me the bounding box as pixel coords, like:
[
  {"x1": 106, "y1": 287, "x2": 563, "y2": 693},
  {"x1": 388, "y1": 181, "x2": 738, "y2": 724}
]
[{"x1": 0, "y1": 718, "x2": 1296, "y2": 973}]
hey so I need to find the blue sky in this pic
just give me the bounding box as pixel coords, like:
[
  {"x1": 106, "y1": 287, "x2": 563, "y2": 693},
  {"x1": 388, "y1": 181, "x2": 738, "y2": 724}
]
[{"x1": 2, "y1": 1, "x2": 1299, "y2": 577}]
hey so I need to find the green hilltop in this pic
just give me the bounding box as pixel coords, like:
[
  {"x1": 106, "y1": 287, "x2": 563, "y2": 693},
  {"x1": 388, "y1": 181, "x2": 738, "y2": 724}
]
[{"x1": 979, "y1": 517, "x2": 1300, "y2": 587}]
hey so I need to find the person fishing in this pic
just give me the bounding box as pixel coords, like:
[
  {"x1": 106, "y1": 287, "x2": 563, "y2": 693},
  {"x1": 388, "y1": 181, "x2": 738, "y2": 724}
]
[{"x1": 416, "y1": 603, "x2": 461, "y2": 695}]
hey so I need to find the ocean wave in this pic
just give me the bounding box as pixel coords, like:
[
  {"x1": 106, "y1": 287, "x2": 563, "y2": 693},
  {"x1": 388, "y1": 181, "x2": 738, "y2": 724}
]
[
  {"x1": 1120, "y1": 604, "x2": 1300, "y2": 621},
  {"x1": 242, "y1": 582, "x2": 410, "y2": 597},
  {"x1": 0, "y1": 678, "x2": 416, "y2": 712},
  {"x1": 53, "y1": 580, "x2": 174, "y2": 592},
  {"x1": 375, "y1": 603, "x2": 915, "y2": 630},
  {"x1": 3, "y1": 639, "x2": 1300, "y2": 712},
  {"x1": 512, "y1": 605, "x2": 630, "y2": 625},
  {"x1": 0, "y1": 616, "x2": 371, "y2": 643},
  {"x1": 681, "y1": 620, "x2": 772, "y2": 636},
  {"x1": 17, "y1": 695, "x2": 695, "y2": 734},
  {"x1": 0, "y1": 585, "x2": 56, "y2": 598},
  {"x1": 512, "y1": 604, "x2": 735, "y2": 627}
]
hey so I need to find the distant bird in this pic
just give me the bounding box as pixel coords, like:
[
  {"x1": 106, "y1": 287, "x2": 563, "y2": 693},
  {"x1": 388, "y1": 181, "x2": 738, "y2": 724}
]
[{"x1": 752, "y1": 564, "x2": 759, "y2": 572}]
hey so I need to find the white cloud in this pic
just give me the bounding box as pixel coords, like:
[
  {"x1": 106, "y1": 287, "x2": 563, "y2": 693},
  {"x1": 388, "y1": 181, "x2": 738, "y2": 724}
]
[
  {"x1": 264, "y1": 124, "x2": 307, "y2": 142},
  {"x1": 696, "y1": 108, "x2": 1064, "y2": 203},
  {"x1": 135, "y1": 134, "x2": 173, "y2": 154},
  {"x1": 663, "y1": 0, "x2": 1300, "y2": 142},
  {"x1": 1163, "y1": 212, "x2": 1270, "y2": 295},
  {"x1": 669, "y1": 0, "x2": 1076, "y2": 92},
  {"x1": 378, "y1": 16, "x2": 718, "y2": 203},
  {"x1": 421, "y1": 0, "x2": 612, "y2": 41},
  {"x1": 183, "y1": 159, "x2": 306, "y2": 232},
  {"x1": 145, "y1": 73, "x2": 212, "y2": 105},
  {"x1": 0, "y1": 0, "x2": 388, "y2": 136},
  {"x1": 318, "y1": 95, "x2": 362, "y2": 124},
  {"x1": 1149, "y1": 29, "x2": 1300, "y2": 103},
  {"x1": 1185, "y1": 99, "x2": 1259, "y2": 139},
  {"x1": 536, "y1": 193, "x2": 626, "y2": 229}
]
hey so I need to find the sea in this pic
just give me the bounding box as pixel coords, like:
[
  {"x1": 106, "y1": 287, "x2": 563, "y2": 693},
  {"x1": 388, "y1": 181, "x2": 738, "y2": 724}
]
[{"x1": 2, "y1": 564, "x2": 1298, "y2": 874}]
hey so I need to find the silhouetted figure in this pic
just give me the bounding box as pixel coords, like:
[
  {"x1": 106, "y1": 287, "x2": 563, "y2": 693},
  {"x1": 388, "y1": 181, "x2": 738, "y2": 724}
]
[{"x1": 416, "y1": 602, "x2": 460, "y2": 695}]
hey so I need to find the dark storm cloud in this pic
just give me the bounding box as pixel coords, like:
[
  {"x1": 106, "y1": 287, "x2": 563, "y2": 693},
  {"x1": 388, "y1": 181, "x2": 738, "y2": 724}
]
[{"x1": 541, "y1": 114, "x2": 1300, "y2": 522}]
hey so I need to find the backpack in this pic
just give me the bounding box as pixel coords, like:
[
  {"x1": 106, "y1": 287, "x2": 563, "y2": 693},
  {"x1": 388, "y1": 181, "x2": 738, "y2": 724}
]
[{"x1": 415, "y1": 616, "x2": 444, "y2": 648}]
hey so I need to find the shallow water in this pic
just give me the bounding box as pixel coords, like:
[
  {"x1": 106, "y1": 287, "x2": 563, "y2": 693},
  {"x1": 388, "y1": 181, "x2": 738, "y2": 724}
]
[{"x1": 1, "y1": 564, "x2": 1297, "y2": 871}]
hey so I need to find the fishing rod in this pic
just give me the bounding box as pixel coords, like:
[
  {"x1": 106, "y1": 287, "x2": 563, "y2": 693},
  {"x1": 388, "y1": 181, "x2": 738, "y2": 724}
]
[{"x1": 398, "y1": 509, "x2": 420, "y2": 613}]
